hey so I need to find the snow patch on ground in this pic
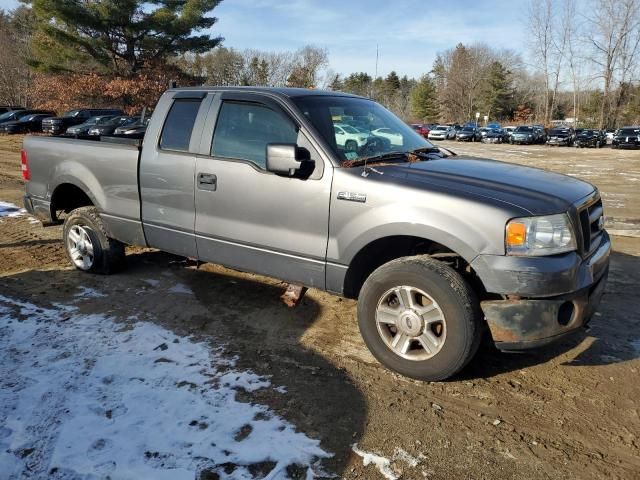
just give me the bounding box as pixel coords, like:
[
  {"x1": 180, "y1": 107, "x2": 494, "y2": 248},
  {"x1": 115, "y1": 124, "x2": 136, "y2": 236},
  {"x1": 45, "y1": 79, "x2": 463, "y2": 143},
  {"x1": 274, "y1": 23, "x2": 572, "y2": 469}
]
[
  {"x1": 74, "y1": 286, "x2": 107, "y2": 299},
  {"x1": 0, "y1": 201, "x2": 39, "y2": 224},
  {"x1": 0, "y1": 201, "x2": 26, "y2": 219},
  {"x1": 352, "y1": 444, "x2": 398, "y2": 480},
  {"x1": 0, "y1": 296, "x2": 329, "y2": 479},
  {"x1": 144, "y1": 278, "x2": 161, "y2": 287},
  {"x1": 168, "y1": 283, "x2": 194, "y2": 295}
]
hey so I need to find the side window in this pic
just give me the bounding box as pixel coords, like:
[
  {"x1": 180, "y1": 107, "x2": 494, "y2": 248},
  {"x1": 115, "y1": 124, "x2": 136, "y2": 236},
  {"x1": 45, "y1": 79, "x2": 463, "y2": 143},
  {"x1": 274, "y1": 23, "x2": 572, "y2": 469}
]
[
  {"x1": 211, "y1": 101, "x2": 298, "y2": 169},
  {"x1": 159, "y1": 99, "x2": 202, "y2": 152}
]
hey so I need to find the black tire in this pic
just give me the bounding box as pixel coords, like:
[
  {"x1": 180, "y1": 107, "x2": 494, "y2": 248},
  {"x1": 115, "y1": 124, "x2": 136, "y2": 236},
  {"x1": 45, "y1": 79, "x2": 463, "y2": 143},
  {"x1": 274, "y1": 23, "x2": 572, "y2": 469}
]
[
  {"x1": 344, "y1": 140, "x2": 357, "y2": 153},
  {"x1": 357, "y1": 256, "x2": 482, "y2": 381},
  {"x1": 63, "y1": 206, "x2": 125, "y2": 274}
]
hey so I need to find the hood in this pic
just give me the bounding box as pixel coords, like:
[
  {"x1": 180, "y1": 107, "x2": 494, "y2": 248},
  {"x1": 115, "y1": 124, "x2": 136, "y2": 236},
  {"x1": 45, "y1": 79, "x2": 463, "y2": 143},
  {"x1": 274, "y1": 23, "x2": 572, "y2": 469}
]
[
  {"x1": 376, "y1": 157, "x2": 595, "y2": 215},
  {"x1": 43, "y1": 116, "x2": 65, "y2": 122}
]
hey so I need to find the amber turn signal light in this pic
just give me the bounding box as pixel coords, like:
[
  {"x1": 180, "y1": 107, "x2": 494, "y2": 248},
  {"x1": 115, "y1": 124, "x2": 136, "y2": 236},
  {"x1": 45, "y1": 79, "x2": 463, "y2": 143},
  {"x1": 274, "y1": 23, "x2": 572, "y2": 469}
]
[{"x1": 506, "y1": 222, "x2": 526, "y2": 246}]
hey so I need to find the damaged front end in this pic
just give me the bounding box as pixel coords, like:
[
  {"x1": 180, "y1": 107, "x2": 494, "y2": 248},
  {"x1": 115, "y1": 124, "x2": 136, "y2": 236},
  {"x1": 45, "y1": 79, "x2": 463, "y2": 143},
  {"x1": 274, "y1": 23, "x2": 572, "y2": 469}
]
[{"x1": 481, "y1": 267, "x2": 608, "y2": 350}]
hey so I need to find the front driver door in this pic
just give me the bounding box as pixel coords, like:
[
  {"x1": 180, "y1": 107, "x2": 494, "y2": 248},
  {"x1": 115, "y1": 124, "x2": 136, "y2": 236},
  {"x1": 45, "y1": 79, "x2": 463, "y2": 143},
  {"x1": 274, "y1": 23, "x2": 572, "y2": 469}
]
[{"x1": 194, "y1": 93, "x2": 333, "y2": 289}]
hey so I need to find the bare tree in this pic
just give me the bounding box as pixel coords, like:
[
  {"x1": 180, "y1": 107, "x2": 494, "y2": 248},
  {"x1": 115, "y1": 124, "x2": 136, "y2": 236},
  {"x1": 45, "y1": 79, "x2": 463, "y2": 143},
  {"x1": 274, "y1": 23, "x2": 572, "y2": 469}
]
[
  {"x1": 526, "y1": 0, "x2": 554, "y2": 122},
  {"x1": 586, "y1": 0, "x2": 640, "y2": 127},
  {"x1": 0, "y1": 9, "x2": 33, "y2": 106}
]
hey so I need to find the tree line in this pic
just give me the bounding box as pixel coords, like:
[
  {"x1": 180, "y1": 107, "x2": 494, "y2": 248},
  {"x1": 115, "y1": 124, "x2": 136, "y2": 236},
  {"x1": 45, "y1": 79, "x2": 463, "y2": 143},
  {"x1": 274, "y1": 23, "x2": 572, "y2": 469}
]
[{"x1": 0, "y1": 0, "x2": 638, "y2": 128}]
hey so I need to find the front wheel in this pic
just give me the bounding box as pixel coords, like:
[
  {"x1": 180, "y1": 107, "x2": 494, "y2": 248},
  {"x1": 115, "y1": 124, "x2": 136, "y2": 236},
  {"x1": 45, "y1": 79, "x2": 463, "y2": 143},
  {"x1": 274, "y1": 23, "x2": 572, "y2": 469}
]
[
  {"x1": 63, "y1": 206, "x2": 125, "y2": 274},
  {"x1": 357, "y1": 256, "x2": 482, "y2": 381}
]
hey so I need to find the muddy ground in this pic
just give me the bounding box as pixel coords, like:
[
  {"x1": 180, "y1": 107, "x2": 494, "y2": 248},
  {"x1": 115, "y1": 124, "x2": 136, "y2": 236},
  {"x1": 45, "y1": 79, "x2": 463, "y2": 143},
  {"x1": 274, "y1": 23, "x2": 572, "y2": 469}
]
[{"x1": 1, "y1": 135, "x2": 639, "y2": 479}]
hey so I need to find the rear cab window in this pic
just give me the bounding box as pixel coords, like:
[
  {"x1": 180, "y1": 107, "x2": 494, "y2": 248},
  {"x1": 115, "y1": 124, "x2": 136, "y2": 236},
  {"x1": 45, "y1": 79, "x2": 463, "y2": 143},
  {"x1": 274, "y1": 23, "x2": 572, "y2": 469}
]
[{"x1": 159, "y1": 99, "x2": 203, "y2": 152}]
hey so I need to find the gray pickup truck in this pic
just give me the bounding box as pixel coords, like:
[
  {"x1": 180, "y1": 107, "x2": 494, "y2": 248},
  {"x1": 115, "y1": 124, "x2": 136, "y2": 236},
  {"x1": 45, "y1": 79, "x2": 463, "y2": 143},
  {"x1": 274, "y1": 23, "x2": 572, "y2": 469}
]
[{"x1": 22, "y1": 87, "x2": 610, "y2": 381}]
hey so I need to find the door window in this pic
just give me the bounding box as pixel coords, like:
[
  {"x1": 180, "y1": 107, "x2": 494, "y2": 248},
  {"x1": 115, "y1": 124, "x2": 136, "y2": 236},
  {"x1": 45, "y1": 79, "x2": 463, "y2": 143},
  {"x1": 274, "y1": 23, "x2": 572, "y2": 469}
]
[
  {"x1": 159, "y1": 99, "x2": 202, "y2": 152},
  {"x1": 211, "y1": 101, "x2": 298, "y2": 169}
]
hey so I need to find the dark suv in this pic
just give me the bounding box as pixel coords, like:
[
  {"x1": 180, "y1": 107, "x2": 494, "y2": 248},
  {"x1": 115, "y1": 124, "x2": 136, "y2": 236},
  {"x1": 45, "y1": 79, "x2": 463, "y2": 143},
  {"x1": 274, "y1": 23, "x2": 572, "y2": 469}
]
[
  {"x1": 547, "y1": 128, "x2": 575, "y2": 146},
  {"x1": 42, "y1": 108, "x2": 124, "y2": 135},
  {"x1": 612, "y1": 127, "x2": 640, "y2": 149}
]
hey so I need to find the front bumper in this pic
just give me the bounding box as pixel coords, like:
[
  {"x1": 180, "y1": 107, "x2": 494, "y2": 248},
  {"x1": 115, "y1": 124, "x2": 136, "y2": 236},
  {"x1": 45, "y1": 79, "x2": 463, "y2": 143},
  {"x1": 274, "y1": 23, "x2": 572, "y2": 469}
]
[
  {"x1": 473, "y1": 231, "x2": 611, "y2": 350},
  {"x1": 42, "y1": 124, "x2": 65, "y2": 135},
  {"x1": 547, "y1": 138, "x2": 571, "y2": 146}
]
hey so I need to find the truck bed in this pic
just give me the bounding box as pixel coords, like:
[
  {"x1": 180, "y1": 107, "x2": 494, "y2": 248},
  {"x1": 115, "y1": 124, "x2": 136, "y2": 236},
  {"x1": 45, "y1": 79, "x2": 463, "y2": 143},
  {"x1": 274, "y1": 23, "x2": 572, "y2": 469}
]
[{"x1": 23, "y1": 135, "x2": 145, "y2": 245}]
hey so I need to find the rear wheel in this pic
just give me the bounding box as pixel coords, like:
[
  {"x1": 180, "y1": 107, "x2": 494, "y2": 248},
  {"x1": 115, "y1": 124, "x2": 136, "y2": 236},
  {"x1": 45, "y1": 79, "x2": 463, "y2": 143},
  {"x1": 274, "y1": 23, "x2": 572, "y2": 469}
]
[
  {"x1": 357, "y1": 256, "x2": 481, "y2": 381},
  {"x1": 63, "y1": 206, "x2": 125, "y2": 274}
]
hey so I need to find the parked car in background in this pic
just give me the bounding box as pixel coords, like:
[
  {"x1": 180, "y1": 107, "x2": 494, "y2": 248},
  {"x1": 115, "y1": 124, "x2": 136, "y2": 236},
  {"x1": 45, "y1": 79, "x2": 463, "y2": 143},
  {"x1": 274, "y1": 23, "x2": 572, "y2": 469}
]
[
  {"x1": 612, "y1": 127, "x2": 640, "y2": 149},
  {"x1": 574, "y1": 129, "x2": 605, "y2": 148},
  {"x1": 482, "y1": 128, "x2": 507, "y2": 144},
  {"x1": 479, "y1": 128, "x2": 491, "y2": 139},
  {"x1": 0, "y1": 113, "x2": 56, "y2": 134},
  {"x1": 0, "y1": 106, "x2": 24, "y2": 115},
  {"x1": 547, "y1": 128, "x2": 575, "y2": 146},
  {"x1": 411, "y1": 124, "x2": 430, "y2": 137},
  {"x1": 502, "y1": 126, "x2": 516, "y2": 142},
  {"x1": 66, "y1": 115, "x2": 121, "y2": 136},
  {"x1": 534, "y1": 126, "x2": 547, "y2": 143},
  {"x1": 487, "y1": 122, "x2": 501, "y2": 130},
  {"x1": 510, "y1": 125, "x2": 537, "y2": 144},
  {"x1": 371, "y1": 127, "x2": 403, "y2": 146},
  {"x1": 605, "y1": 129, "x2": 616, "y2": 144},
  {"x1": 113, "y1": 118, "x2": 150, "y2": 136},
  {"x1": 0, "y1": 109, "x2": 53, "y2": 126},
  {"x1": 333, "y1": 123, "x2": 371, "y2": 152},
  {"x1": 88, "y1": 116, "x2": 137, "y2": 136},
  {"x1": 455, "y1": 125, "x2": 482, "y2": 142},
  {"x1": 42, "y1": 108, "x2": 124, "y2": 135},
  {"x1": 427, "y1": 125, "x2": 455, "y2": 140}
]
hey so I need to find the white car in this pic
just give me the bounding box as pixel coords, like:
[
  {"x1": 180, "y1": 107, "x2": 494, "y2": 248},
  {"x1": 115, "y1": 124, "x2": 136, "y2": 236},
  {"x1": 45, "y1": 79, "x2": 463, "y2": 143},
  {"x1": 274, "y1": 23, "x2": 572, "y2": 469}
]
[
  {"x1": 371, "y1": 127, "x2": 403, "y2": 146},
  {"x1": 428, "y1": 125, "x2": 455, "y2": 140},
  {"x1": 334, "y1": 123, "x2": 370, "y2": 152}
]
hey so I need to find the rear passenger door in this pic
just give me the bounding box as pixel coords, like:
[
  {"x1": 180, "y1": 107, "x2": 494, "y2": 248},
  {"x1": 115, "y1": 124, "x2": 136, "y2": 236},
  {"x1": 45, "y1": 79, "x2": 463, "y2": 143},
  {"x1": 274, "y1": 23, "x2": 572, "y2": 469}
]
[
  {"x1": 140, "y1": 91, "x2": 212, "y2": 258},
  {"x1": 193, "y1": 92, "x2": 333, "y2": 289}
]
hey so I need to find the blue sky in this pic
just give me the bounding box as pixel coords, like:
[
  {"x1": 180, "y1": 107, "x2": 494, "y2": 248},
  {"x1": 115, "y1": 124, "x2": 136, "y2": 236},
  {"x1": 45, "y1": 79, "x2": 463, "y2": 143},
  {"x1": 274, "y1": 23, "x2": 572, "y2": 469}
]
[{"x1": 0, "y1": 0, "x2": 527, "y2": 78}]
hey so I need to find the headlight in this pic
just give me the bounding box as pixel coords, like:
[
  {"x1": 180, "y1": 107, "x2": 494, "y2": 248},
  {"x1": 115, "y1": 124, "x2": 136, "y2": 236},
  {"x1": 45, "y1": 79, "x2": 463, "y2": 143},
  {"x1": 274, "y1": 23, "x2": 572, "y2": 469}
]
[{"x1": 505, "y1": 214, "x2": 576, "y2": 256}]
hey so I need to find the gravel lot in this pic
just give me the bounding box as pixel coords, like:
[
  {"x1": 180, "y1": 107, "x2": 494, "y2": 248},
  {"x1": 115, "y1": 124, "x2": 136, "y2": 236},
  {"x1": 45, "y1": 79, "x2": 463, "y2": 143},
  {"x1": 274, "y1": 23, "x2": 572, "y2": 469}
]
[{"x1": 0, "y1": 135, "x2": 639, "y2": 479}]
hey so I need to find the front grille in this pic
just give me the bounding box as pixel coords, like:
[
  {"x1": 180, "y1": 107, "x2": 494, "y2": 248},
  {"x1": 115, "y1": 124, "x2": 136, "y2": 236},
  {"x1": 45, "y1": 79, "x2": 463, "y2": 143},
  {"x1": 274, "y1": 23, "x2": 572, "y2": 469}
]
[{"x1": 578, "y1": 198, "x2": 603, "y2": 255}]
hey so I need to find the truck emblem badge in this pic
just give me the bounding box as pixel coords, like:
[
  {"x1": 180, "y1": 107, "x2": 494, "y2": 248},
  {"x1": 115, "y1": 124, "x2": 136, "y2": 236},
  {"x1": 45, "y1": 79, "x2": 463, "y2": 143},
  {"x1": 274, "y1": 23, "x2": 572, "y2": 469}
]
[
  {"x1": 597, "y1": 216, "x2": 605, "y2": 231},
  {"x1": 337, "y1": 192, "x2": 367, "y2": 203}
]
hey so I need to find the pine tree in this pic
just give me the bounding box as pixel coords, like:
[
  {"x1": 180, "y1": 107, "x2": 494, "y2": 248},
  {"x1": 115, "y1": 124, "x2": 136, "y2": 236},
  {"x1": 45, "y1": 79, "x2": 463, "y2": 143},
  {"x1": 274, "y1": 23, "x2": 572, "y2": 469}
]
[
  {"x1": 479, "y1": 61, "x2": 514, "y2": 120},
  {"x1": 25, "y1": 0, "x2": 222, "y2": 76},
  {"x1": 410, "y1": 75, "x2": 439, "y2": 122}
]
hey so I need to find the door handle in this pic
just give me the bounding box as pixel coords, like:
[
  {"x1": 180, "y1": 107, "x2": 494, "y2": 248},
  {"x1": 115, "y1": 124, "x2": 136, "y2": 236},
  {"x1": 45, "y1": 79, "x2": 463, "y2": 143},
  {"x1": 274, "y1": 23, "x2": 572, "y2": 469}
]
[{"x1": 198, "y1": 172, "x2": 217, "y2": 191}]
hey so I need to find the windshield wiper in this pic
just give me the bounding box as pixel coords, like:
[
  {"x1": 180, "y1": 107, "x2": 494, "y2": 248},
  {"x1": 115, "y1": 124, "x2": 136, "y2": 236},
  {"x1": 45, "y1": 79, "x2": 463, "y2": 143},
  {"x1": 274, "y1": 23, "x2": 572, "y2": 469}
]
[{"x1": 344, "y1": 147, "x2": 450, "y2": 176}]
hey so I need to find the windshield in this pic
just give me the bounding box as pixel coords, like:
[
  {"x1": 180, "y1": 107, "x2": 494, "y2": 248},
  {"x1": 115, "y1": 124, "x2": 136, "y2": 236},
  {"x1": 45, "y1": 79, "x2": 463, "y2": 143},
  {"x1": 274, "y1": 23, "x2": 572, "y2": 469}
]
[
  {"x1": 462, "y1": 126, "x2": 475, "y2": 132},
  {"x1": 435, "y1": 126, "x2": 447, "y2": 131},
  {"x1": 63, "y1": 110, "x2": 80, "y2": 118},
  {"x1": 619, "y1": 128, "x2": 639, "y2": 135},
  {"x1": 550, "y1": 129, "x2": 570, "y2": 135},
  {"x1": 0, "y1": 111, "x2": 17, "y2": 121},
  {"x1": 515, "y1": 126, "x2": 532, "y2": 132},
  {"x1": 292, "y1": 95, "x2": 434, "y2": 164}
]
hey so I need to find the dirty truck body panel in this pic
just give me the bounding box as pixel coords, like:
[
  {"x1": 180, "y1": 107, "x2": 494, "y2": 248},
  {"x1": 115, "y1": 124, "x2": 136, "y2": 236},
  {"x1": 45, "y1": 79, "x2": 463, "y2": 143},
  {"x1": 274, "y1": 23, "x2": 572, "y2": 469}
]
[{"x1": 23, "y1": 86, "x2": 610, "y2": 353}]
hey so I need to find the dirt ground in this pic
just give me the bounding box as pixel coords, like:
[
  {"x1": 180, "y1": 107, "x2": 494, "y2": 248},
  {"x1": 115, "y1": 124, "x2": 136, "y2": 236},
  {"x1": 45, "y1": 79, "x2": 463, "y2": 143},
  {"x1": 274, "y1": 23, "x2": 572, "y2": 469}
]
[{"x1": 1, "y1": 135, "x2": 639, "y2": 479}]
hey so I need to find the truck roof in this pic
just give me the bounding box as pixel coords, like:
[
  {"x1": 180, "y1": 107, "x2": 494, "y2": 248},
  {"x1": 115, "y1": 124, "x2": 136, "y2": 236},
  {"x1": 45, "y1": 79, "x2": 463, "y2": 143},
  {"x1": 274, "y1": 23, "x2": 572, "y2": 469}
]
[{"x1": 170, "y1": 86, "x2": 364, "y2": 99}]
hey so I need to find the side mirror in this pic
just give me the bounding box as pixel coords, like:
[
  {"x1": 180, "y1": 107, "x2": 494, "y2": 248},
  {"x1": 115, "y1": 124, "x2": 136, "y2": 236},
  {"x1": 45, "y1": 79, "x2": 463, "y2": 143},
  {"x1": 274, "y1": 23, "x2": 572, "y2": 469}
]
[{"x1": 266, "y1": 144, "x2": 312, "y2": 177}]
